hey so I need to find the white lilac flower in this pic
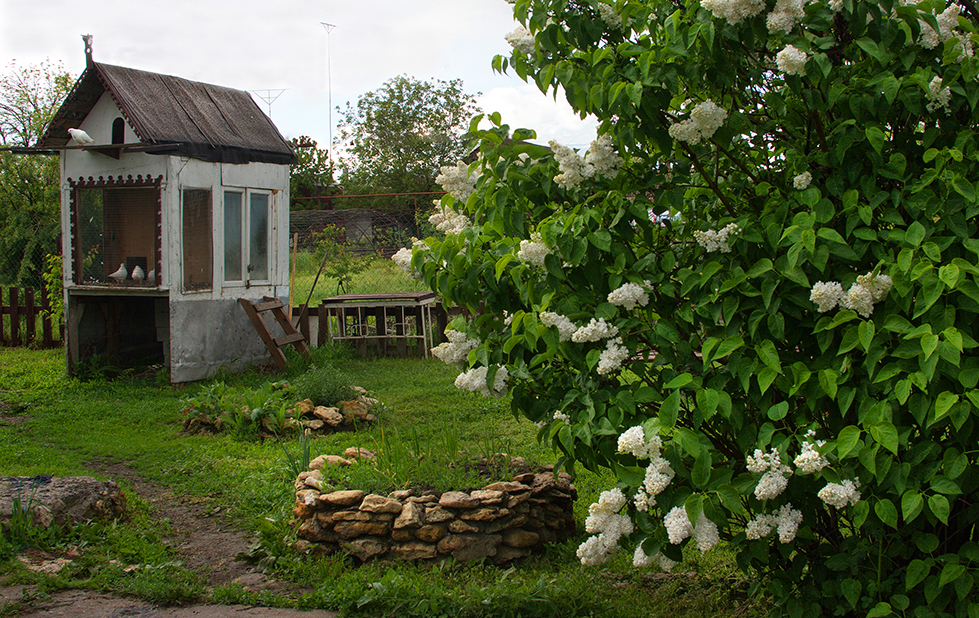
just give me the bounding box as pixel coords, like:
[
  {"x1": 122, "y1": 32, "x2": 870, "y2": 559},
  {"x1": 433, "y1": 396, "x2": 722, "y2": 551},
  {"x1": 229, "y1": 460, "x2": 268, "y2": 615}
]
[
  {"x1": 553, "y1": 410, "x2": 570, "y2": 425},
  {"x1": 794, "y1": 435, "x2": 829, "y2": 474},
  {"x1": 926, "y1": 76, "x2": 952, "y2": 113},
  {"x1": 429, "y1": 204, "x2": 471, "y2": 235},
  {"x1": 755, "y1": 469, "x2": 790, "y2": 500},
  {"x1": 842, "y1": 282, "x2": 875, "y2": 318},
  {"x1": 505, "y1": 26, "x2": 536, "y2": 56},
  {"x1": 693, "y1": 223, "x2": 740, "y2": 253},
  {"x1": 633, "y1": 547, "x2": 677, "y2": 571},
  {"x1": 391, "y1": 245, "x2": 425, "y2": 281},
  {"x1": 767, "y1": 0, "x2": 806, "y2": 33},
  {"x1": 576, "y1": 533, "x2": 618, "y2": 565},
  {"x1": 597, "y1": 487, "x2": 628, "y2": 512},
  {"x1": 572, "y1": 318, "x2": 619, "y2": 342},
  {"x1": 869, "y1": 274, "x2": 892, "y2": 301},
  {"x1": 818, "y1": 479, "x2": 861, "y2": 508},
  {"x1": 745, "y1": 513, "x2": 775, "y2": 540},
  {"x1": 550, "y1": 140, "x2": 588, "y2": 189},
  {"x1": 664, "y1": 506, "x2": 693, "y2": 544},
  {"x1": 436, "y1": 161, "x2": 479, "y2": 202},
  {"x1": 693, "y1": 512, "x2": 720, "y2": 552},
  {"x1": 539, "y1": 311, "x2": 577, "y2": 342},
  {"x1": 583, "y1": 134, "x2": 623, "y2": 179},
  {"x1": 644, "y1": 457, "x2": 675, "y2": 496},
  {"x1": 777, "y1": 44, "x2": 809, "y2": 76},
  {"x1": 793, "y1": 171, "x2": 812, "y2": 190},
  {"x1": 431, "y1": 329, "x2": 480, "y2": 367},
  {"x1": 919, "y1": 3, "x2": 961, "y2": 50},
  {"x1": 617, "y1": 426, "x2": 648, "y2": 457},
  {"x1": 701, "y1": 0, "x2": 766, "y2": 25},
  {"x1": 633, "y1": 487, "x2": 653, "y2": 512},
  {"x1": 578, "y1": 487, "x2": 633, "y2": 565},
  {"x1": 810, "y1": 281, "x2": 845, "y2": 313},
  {"x1": 775, "y1": 504, "x2": 803, "y2": 543},
  {"x1": 828, "y1": 0, "x2": 843, "y2": 11},
  {"x1": 746, "y1": 448, "x2": 778, "y2": 473},
  {"x1": 608, "y1": 282, "x2": 650, "y2": 310},
  {"x1": 747, "y1": 448, "x2": 792, "y2": 500},
  {"x1": 454, "y1": 365, "x2": 509, "y2": 398},
  {"x1": 597, "y1": 3, "x2": 624, "y2": 30},
  {"x1": 598, "y1": 337, "x2": 631, "y2": 375},
  {"x1": 517, "y1": 232, "x2": 552, "y2": 267},
  {"x1": 668, "y1": 100, "x2": 728, "y2": 145}
]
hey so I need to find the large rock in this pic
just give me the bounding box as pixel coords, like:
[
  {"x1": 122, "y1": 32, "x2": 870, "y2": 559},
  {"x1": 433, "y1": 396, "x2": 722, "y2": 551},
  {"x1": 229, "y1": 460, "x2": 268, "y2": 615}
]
[{"x1": 0, "y1": 476, "x2": 125, "y2": 528}]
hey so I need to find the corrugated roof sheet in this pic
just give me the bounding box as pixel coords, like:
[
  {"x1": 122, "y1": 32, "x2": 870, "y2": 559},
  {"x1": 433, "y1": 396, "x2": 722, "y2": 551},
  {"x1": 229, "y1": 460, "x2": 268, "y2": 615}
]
[{"x1": 38, "y1": 63, "x2": 297, "y2": 165}]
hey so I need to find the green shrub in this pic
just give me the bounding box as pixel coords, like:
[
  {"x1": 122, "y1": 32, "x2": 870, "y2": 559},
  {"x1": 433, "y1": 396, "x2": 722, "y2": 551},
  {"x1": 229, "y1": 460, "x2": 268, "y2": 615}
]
[{"x1": 291, "y1": 364, "x2": 356, "y2": 407}]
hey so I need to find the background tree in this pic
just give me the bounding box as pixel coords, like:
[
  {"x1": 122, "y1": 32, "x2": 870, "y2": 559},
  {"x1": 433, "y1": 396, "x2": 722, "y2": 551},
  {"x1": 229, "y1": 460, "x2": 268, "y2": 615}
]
[
  {"x1": 0, "y1": 60, "x2": 73, "y2": 288},
  {"x1": 335, "y1": 75, "x2": 480, "y2": 211},
  {"x1": 289, "y1": 135, "x2": 339, "y2": 210}
]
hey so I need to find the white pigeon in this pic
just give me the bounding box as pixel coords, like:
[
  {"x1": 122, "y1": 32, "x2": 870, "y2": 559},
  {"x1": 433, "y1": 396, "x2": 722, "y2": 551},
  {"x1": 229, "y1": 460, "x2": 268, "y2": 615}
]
[
  {"x1": 68, "y1": 128, "x2": 94, "y2": 145},
  {"x1": 132, "y1": 265, "x2": 145, "y2": 283},
  {"x1": 109, "y1": 263, "x2": 127, "y2": 283},
  {"x1": 147, "y1": 269, "x2": 156, "y2": 285}
]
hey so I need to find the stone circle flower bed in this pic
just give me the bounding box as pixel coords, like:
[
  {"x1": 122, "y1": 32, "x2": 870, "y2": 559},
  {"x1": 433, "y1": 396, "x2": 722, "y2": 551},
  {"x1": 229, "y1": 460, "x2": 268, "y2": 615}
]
[{"x1": 291, "y1": 456, "x2": 577, "y2": 565}]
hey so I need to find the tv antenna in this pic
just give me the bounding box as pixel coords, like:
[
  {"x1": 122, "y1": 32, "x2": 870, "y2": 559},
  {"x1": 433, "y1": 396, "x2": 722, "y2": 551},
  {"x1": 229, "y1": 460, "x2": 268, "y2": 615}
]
[
  {"x1": 321, "y1": 22, "x2": 337, "y2": 166},
  {"x1": 251, "y1": 89, "x2": 287, "y2": 117}
]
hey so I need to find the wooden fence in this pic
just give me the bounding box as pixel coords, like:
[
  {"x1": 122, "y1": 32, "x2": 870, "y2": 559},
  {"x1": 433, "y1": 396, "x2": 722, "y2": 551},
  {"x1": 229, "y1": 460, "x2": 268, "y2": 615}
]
[{"x1": 0, "y1": 287, "x2": 63, "y2": 349}]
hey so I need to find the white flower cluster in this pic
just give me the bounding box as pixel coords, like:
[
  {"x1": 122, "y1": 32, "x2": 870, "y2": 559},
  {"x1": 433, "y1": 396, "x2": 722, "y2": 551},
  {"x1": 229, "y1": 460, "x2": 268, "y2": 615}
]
[
  {"x1": 552, "y1": 410, "x2": 570, "y2": 425},
  {"x1": 436, "y1": 161, "x2": 479, "y2": 202},
  {"x1": 918, "y1": 3, "x2": 973, "y2": 61},
  {"x1": 818, "y1": 479, "x2": 861, "y2": 509},
  {"x1": 429, "y1": 203, "x2": 471, "y2": 235},
  {"x1": 793, "y1": 431, "x2": 828, "y2": 474},
  {"x1": 517, "y1": 232, "x2": 552, "y2": 267},
  {"x1": 693, "y1": 223, "x2": 740, "y2": 253},
  {"x1": 746, "y1": 448, "x2": 792, "y2": 501},
  {"x1": 668, "y1": 100, "x2": 728, "y2": 145},
  {"x1": 776, "y1": 44, "x2": 809, "y2": 76},
  {"x1": 454, "y1": 365, "x2": 509, "y2": 398},
  {"x1": 597, "y1": 2, "x2": 624, "y2": 30},
  {"x1": 505, "y1": 26, "x2": 535, "y2": 56},
  {"x1": 701, "y1": 0, "x2": 766, "y2": 25},
  {"x1": 745, "y1": 504, "x2": 803, "y2": 543},
  {"x1": 767, "y1": 0, "x2": 806, "y2": 34},
  {"x1": 664, "y1": 507, "x2": 720, "y2": 552},
  {"x1": 616, "y1": 426, "x2": 674, "y2": 510},
  {"x1": 809, "y1": 272, "x2": 892, "y2": 318},
  {"x1": 431, "y1": 329, "x2": 480, "y2": 367},
  {"x1": 539, "y1": 311, "x2": 577, "y2": 341},
  {"x1": 598, "y1": 337, "x2": 631, "y2": 375},
  {"x1": 391, "y1": 240, "x2": 427, "y2": 281},
  {"x1": 633, "y1": 546, "x2": 676, "y2": 571},
  {"x1": 617, "y1": 425, "x2": 657, "y2": 458},
  {"x1": 572, "y1": 317, "x2": 619, "y2": 343},
  {"x1": 607, "y1": 281, "x2": 650, "y2": 310},
  {"x1": 926, "y1": 76, "x2": 952, "y2": 113},
  {"x1": 793, "y1": 171, "x2": 812, "y2": 190},
  {"x1": 577, "y1": 488, "x2": 634, "y2": 565},
  {"x1": 549, "y1": 135, "x2": 623, "y2": 189}
]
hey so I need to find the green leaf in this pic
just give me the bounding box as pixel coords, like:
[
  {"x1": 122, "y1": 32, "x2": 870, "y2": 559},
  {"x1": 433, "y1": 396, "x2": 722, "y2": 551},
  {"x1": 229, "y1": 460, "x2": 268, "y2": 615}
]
[
  {"x1": 906, "y1": 559, "x2": 931, "y2": 590},
  {"x1": 755, "y1": 340, "x2": 782, "y2": 373},
  {"x1": 767, "y1": 401, "x2": 789, "y2": 421},
  {"x1": 841, "y1": 578, "x2": 861, "y2": 608},
  {"x1": 932, "y1": 392, "x2": 959, "y2": 426},
  {"x1": 928, "y1": 494, "x2": 950, "y2": 524},
  {"x1": 665, "y1": 373, "x2": 694, "y2": 389},
  {"x1": 859, "y1": 321, "x2": 876, "y2": 352},
  {"x1": 838, "y1": 426, "x2": 861, "y2": 459},
  {"x1": 695, "y1": 388, "x2": 719, "y2": 419},
  {"x1": 906, "y1": 221, "x2": 926, "y2": 248},
  {"x1": 875, "y1": 498, "x2": 899, "y2": 529},
  {"x1": 659, "y1": 390, "x2": 680, "y2": 429},
  {"x1": 692, "y1": 451, "x2": 712, "y2": 486},
  {"x1": 866, "y1": 126, "x2": 887, "y2": 155},
  {"x1": 867, "y1": 602, "x2": 893, "y2": 618},
  {"x1": 588, "y1": 229, "x2": 612, "y2": 251},
  {"x1": 819, "y1": 369, "x2": 839, "y2": 399},
  {"x1": 869, "y1": 421, "x2": 899, "y2": 454},
  {"x1": 940, "y1": 563, "x2": 967, "y2": 588},
  {"x1": 902, "y1": 491, "x2": 923, "y2": 523}
]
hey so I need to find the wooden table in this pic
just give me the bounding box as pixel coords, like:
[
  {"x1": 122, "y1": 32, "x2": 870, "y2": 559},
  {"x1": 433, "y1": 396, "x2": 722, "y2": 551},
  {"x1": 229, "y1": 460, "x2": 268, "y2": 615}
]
[{"x1": 319, "y1": 292, "x2": 437, "y2": 357}]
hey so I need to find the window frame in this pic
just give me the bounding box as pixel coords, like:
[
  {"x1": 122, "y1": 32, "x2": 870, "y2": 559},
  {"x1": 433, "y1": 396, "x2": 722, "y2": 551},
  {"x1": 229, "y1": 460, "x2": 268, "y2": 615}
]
[{"x1": 222, "y1": 188, "x2": 273, "y2": 288}]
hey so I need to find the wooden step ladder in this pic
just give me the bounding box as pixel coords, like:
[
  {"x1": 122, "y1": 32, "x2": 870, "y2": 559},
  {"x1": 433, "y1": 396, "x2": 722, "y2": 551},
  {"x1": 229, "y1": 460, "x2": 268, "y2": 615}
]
[{"x1": 238, "y1": 297, "x2": 311, "y2": 371}]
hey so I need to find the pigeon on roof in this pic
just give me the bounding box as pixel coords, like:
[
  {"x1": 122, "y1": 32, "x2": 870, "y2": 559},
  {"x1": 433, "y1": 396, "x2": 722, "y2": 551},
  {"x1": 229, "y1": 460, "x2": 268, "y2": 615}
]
[
  {"x1": 68, "y1": 128, "x2": 94, "y2": 145},
  {"x1": 108, "y1": 263, "x2": 127, "y2": 283}
]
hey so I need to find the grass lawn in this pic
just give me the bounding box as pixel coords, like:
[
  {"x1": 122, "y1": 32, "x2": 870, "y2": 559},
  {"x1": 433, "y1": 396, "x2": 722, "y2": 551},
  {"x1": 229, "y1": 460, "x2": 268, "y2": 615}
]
[{"x1": 0, "y1": 347, "x2": 768, "y2": 617}]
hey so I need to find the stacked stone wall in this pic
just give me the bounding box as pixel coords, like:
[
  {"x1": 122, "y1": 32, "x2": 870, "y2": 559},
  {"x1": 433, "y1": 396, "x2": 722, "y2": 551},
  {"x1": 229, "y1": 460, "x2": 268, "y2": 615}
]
[{"x1": 292, "y1": 468, "x2": 576, "y2": 565}]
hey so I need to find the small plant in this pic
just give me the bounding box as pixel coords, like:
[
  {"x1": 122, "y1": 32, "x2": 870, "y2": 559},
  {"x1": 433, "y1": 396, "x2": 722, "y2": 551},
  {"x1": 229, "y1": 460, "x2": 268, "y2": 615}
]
[
  {"x1": 291, "y1": 364, "x2": 355, "y2": 407},
  {"x1": 281, "y1": 429, "x2": 313, "y2": 479},
  {"x1": 41, "y1": 253, "x2": 63, "y2": 325}
]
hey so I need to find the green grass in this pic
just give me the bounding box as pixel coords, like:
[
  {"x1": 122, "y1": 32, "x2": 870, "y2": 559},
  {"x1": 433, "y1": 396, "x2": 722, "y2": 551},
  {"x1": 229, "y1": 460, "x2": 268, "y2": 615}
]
[
  {"x1": 291, "y1": 251, "x2": 429, "y2": 304},
  {"x1": 0, "y1": 348, "x2": 769, "y2": 617}
]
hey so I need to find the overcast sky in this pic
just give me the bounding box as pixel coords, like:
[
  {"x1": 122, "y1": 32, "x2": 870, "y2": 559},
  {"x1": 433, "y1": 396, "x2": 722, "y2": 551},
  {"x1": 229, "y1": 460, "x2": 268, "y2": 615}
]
[{"x1": 0, "y1": 0, "x2": 598, "y2": 150}]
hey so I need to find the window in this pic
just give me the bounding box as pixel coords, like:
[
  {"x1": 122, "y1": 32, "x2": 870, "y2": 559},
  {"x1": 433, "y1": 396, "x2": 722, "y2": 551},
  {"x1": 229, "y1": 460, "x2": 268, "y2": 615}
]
[
  {"x1": 72, "y1": 184, "x2": 159, "y2": 285},
  {"x1": 182, "y1": 189, "x2": 212, "y2": 291},
  {"x1": 112, "y1": 118, "x2": 125, "y2": 144},
  {"x1": 224, "y1": 190, "x2": 271, "y2": 284}
]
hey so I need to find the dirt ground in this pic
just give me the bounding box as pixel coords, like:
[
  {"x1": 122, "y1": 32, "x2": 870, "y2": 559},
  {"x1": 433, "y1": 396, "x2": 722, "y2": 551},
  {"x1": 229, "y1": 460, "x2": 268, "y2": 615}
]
[{"x1": 0, "y1": 464, "x2": 338, "y2": 618}]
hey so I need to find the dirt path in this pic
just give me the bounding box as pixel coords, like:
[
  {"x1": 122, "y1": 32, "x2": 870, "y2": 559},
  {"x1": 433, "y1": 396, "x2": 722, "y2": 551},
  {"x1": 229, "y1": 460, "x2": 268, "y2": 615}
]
[{"x1": 0, "y1": 464, "x2": 338, "y2": 618}]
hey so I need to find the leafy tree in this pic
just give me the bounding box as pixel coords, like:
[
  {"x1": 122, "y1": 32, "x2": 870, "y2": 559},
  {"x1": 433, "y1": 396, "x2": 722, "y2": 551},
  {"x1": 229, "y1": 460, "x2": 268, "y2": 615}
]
[
  {"x1": 289, "y1": 135, "x2": 339, "y2": 210},
  {"x1": 335, "y1": 75, "x2": 480, "y2": 210},
  {"x1": 0, "y1": 60, "x2": 73, "y2": 288},
  {"x1": 402, "y1": 0, "x2": 979, "y2": 616}
]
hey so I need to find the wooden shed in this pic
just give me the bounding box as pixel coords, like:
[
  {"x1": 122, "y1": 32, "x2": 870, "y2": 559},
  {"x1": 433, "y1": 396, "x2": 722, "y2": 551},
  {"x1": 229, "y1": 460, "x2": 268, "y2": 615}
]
[{"x1": 35, "y1": 40, "x2": 298, "y2": 382}]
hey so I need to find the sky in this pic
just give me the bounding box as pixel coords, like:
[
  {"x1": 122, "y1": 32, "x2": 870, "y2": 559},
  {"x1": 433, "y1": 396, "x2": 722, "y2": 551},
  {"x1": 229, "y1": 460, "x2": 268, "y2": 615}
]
[{"x1": 0, "y1": 0, "x2": 598, "y2": 151}]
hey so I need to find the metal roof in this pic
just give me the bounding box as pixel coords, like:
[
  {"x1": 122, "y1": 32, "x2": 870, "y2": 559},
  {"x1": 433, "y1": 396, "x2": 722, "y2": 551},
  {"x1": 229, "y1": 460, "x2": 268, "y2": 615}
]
[{"x1": 37, "y1": 62, "x2": 297, "y2": 165}]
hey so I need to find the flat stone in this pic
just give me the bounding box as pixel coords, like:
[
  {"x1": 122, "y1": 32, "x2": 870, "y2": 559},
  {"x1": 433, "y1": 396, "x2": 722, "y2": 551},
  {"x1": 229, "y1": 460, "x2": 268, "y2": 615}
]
[
  {"x1": 344, "y1": 447, "x2": 377, "y2": 461},
  {"x1": 389, "y1": 489, "x2": 413, "y2": 500},
  {"x1": 460, "y1": 507, "x2": 509, "y2": 522},
  {"x1": 313, "y1": 406, "x2": 343, "y2": 427},
  {"x1": 388, "y1": 541, "x2": 437, "y2": 561},
  {"x1": 339, "y1": 399, "x2": 370, "y2": 421},
  {"x1": 470, "y1": 489, "x2": 504, "y2": 505},
  {"x1": 309, "y1": 455, "x2": 353, "y2": 470},
  {"x1": 297, "y1": 399, "x2": 315, "y2": 414},
  {"x1": 415, "y1": 524, "x2": 446, "y2": 543},
  {"x1": 437, "y1": 533, "x2": 501, "y2": 562},
  {"x1": 406, "y1": 495, "x2": 438, "y2": 504},
  {"x1": 507, "y1": 492, "x2": 531, "y2": 508},
  {"x1": 334, "y1": 520, "x2": 391, "y2": 539},
  {"x1": 493, "y1": 545, "x2": 532, "y2": 565},
  {"x1": 332, "y1": 510, "x2": 371, "y2": 522},
  {"x1": 296, "y1": 489, "x2": 319, "y2": 507},
  {"x1": 341, "y1": 537, "x2": 389, "y2": 561},
  {"x1": 502, "y1": 528, "x2": 540, "y2": 548},
  {"x1": 449, "y1": 519, "x2": 480, "y2": 534},
  {"x1": 303, "y1": 419, "x2": 325, "y2": 431},
  {"x1": 391, "y1": 528, "x2": 414, "y2": 542},
  {"x1": 319, "y1": 489, "x2": 364, "y2": 507},
  {"x1": 0, "y1": 476, "x2": 126, "y2": 529},
  {"x1": 484, "y1": 481, "x2": 532, "y2": 493},
  {"x1": 424, "y1": 505, "x2": 455, "y2": 523},
  {"x1": 439, "y1": 491, "x2": 478, "y2": 509},
  {"x1": 360, "y1": 494, "x2": 403, "y2": 514},
  {"x1": 393, "y1": 501, "x2": 424, "y2": 529}
]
